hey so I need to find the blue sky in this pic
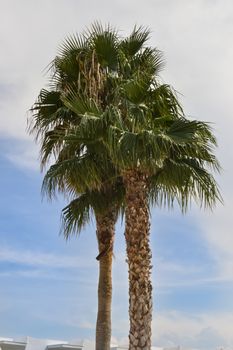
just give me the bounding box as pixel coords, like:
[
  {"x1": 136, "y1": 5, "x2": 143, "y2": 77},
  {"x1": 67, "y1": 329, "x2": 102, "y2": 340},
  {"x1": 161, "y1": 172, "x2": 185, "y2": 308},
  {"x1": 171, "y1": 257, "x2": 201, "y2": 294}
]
[{"x1": 1, "y1": 1, "x2": 233, "y2": 349}]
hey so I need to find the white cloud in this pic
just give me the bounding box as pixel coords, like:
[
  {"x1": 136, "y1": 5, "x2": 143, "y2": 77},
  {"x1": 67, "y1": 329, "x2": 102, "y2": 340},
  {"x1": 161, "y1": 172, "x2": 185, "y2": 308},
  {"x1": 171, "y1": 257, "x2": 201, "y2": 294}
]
[
  {"x1": 5, "y1": 141, "x2": 39, "y2": 171},
  {"x1": 0, "y1": 268, "x2": 78, "y2": 281},
  {"x1": 0, "y1": 245, "x2": 93, "y2": 269},
  {"x1": 200, "y1": 208, "x2": 233, "y2": 282},
  {"x1": 153, "y1": 311, "x2": 233, "y2": 349}
]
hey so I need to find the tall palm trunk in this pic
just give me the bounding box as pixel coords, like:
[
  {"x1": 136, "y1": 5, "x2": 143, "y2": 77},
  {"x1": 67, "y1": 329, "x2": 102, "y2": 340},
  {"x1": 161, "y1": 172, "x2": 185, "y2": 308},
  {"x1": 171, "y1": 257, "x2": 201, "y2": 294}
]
[
  {"x1": 95, "y1": 209, "x2": 117, "y2": 350},
  {"x1": 123, "y1": 170, "x2": 152, "y2": 350}
]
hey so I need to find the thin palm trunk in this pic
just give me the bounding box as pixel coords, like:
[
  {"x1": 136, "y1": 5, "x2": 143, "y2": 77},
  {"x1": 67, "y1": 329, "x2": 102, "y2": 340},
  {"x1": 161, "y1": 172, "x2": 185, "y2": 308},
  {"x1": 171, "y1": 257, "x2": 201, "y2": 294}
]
[
  {"x1": 123, "y1": 170, "x2": 152, "y2": 350},
  {"x1": 95, "y1": 210, "x2": 117, "y2": 350}
]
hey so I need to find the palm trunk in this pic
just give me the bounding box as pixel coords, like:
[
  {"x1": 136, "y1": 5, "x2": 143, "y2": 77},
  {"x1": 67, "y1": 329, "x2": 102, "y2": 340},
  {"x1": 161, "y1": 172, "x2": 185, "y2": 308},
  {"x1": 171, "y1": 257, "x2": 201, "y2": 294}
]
[
  {"x1": 123, "y1": 170, "x2": 152, "y2": 350},
  {"x1": 95, "y1": 210, "x2": 116, "y2": 350}
]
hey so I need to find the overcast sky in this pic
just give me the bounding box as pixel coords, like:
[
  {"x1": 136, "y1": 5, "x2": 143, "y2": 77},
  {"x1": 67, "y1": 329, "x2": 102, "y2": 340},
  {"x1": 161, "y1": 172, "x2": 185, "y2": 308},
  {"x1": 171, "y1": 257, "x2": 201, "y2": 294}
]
[{"x1": 1, "y1": 1, "x2": 233, "y2": 349}]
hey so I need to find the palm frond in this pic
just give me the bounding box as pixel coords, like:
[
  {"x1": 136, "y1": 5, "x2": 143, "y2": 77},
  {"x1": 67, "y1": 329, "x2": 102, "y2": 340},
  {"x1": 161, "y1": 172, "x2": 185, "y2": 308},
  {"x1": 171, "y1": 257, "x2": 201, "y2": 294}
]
[
  {"x1": 121, "y1": 76, "x2": 151, "y2": 105},
  {"x1": 61, "y1": 193, "x2": 93, "y2": 239},
  {"x1": 40, "y1": 124, "x2": 67, "y2": 168},
  {"x1": 120, "y1": 25, "x2": 151, "y2": 57},
  {"x1": 41, "y1": 153, "x2": 105, "y2": 198},
  {"x1": 57, "y1": 33, "x2": 87, "y2": 58},
  {"x1": 62, "y1": 89, "x2": 102, "y2": 116},
  {"x1": 61, "y1": 178, "x2": 125, "y2": 239},
  {"x1": 87, "y1": 22, "x2": 119, "y2": 70},
  {"x1": 150, "y1": 84, "x2": 184, "y2": 119},
  {"x1": 131, "y1": 47, "x2": 165, "y2": 76},
  {"x1": 149, "y1": 156, "x2": 222, "y2": 211},
  {"x1": 29, "y1": 89, "x2": 62, "y2": 137}
]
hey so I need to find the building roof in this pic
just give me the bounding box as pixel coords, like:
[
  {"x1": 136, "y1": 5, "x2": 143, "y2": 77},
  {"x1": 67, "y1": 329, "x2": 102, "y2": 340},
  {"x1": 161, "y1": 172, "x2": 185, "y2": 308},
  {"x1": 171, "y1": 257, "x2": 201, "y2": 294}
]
[{"x1": 0, "y1": 337, "x2": 83, "y2": 350}]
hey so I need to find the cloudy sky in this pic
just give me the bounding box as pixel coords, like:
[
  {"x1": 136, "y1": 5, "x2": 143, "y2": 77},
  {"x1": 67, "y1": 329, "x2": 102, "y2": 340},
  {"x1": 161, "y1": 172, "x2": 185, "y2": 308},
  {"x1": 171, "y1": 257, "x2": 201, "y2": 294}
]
[{"x1": 0, "y1": 0, "x2": 233, "y2": 349}]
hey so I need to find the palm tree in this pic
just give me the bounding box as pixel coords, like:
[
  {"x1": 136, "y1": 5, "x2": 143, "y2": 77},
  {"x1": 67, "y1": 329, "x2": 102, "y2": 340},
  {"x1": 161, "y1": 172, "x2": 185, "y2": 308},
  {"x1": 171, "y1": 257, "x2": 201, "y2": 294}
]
[
  {"x1": 29, "y1": 25, "x2": 124, "y2": 349},
  {"x1": 30, "y1": 88, "x2": 122, "y2": 350},
  {"x1": 60, "y1": 27, "x2": 221, "y2": 350},
  {"x1": 30, "y1": 23, "x2": 221, "y2": 350}
]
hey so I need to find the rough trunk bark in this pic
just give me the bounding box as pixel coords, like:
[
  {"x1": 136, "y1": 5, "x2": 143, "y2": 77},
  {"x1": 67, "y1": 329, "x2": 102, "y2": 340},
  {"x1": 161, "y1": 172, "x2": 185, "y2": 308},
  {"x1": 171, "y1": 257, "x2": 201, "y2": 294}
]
[
  {"x1": 95, "y1": 209, "x2": 116, "y2": 350},
  {"x1": 123, "y1": 170, "x2": 152, "y2": 350}
]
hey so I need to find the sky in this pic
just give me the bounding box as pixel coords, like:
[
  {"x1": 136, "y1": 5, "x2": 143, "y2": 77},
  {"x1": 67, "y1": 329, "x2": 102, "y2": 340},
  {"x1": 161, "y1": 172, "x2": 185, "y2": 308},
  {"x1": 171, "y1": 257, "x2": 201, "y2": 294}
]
[{"x1": 0, "y1": 0, "x2": 233, "y2": 349}]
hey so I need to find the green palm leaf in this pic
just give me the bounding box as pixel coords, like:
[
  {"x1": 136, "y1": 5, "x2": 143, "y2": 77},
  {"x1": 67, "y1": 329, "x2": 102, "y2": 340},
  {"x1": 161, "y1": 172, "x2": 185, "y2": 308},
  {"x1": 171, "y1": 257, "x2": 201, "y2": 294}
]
[
  {"x1": 42, "y1": 154, "x2": 104, "y2": 197},
  {"x1": 120, "y1": 26, "x2": 150, "y2": 57},
  {"x1": 62, "y1": 193, "x2": 93, "y2": 238},
  {"x1": 88, "y1": 22, "x2": 119, "y2": 70}
]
